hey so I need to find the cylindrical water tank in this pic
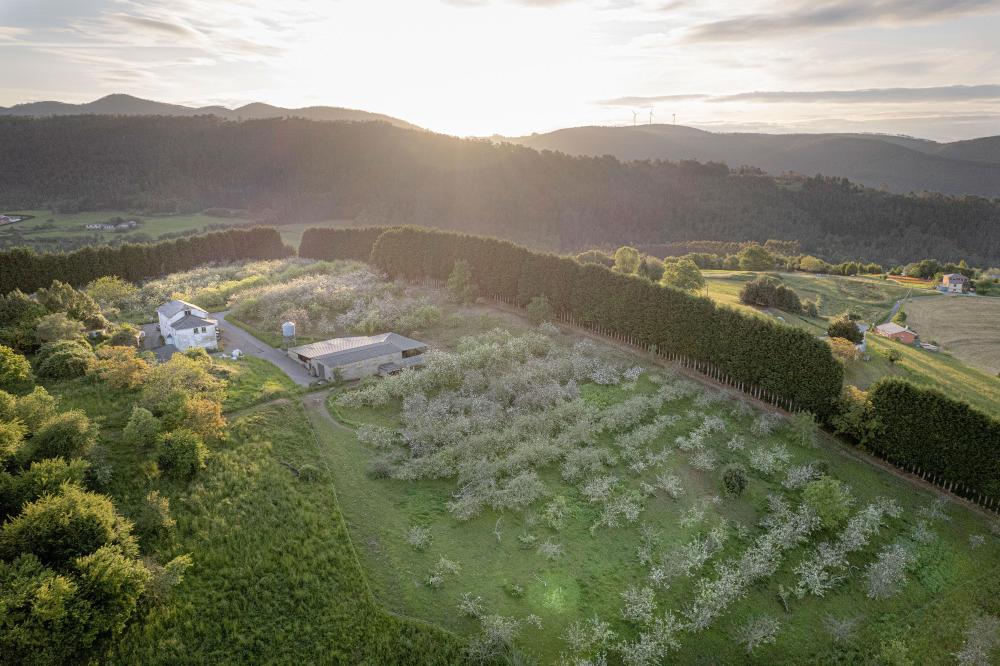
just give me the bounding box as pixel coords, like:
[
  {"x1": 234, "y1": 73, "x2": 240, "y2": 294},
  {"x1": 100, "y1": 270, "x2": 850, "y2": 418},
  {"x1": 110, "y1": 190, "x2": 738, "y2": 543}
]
[{"x1": 282, "y1": 321, "x2": 296, "y2": 338}]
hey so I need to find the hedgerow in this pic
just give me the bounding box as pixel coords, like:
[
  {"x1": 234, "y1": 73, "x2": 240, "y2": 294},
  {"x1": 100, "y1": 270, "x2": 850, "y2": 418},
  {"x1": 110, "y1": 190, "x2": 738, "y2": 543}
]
[{"x1": 367, "y1": 226, "x2": 843, "y2": 416}]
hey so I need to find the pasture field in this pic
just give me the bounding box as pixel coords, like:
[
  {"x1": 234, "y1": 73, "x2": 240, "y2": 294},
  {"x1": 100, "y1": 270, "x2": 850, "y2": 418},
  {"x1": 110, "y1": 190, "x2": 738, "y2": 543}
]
[
  {"x1": 904, "y1": 296, "x2": 1000, "y2": 376},
  {"x1": 0, "y1": 209, "x2": 355, "y2": 251},
  {"x1": 323, "y1": 322, "x2": 1000, "y2": 664},
  {"x1": 0, "y1": 209, "x2": 250, "y2": 249},
  {"x1": 702, "y1": 270, "x2": 936, "y2": 326},
  {"x1": 843, "y1": 335, "x2": 1000, "y2": 418}
]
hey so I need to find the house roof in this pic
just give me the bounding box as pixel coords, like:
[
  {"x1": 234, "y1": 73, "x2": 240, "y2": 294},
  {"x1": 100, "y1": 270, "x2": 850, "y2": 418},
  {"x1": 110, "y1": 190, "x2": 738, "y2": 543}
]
[
  {"x1": 170, "y1": 314, "x2": 217, "y2": 330},
  {"x1": 875, "y1": 322, "x2": 911, "y2": 336},
  {"x1": 156, "y1": 299, "x2": 206, "y2": 318},
  {"x1": 289, "y1": 333, "x2": 427, "y2": 366},
  {"x1": 943, "y1": 273, "x2": 968, "y2": 281}
]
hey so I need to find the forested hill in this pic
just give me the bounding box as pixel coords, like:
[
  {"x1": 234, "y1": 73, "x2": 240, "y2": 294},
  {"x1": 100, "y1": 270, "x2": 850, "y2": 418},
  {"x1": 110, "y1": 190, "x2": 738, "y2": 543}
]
[
  {"x1": 2, "y1": 115, "x2": 999, "y2": 266},
  {"x1": 508, "y1": 125, "x2": 1000, "y2": 199}
]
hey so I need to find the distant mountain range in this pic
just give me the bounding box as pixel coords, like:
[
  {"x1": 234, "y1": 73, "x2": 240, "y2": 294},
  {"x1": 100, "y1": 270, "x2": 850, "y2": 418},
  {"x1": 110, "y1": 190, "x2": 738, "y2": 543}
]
[
  {"x1": 0, "y1": 93, "x2": 419, "y2": 130},
  {"x1": 506, "y1": 125, "x2": 1000, "y2": 199}
]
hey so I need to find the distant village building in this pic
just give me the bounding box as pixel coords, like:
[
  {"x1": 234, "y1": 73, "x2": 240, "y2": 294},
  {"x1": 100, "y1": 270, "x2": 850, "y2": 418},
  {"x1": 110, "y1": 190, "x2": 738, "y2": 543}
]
[
  {"x1": 287, "y1": 333, "x2": 427, "y2": 381},
  {"x1": 874, "y1": 322, "x2": 917, "y2": 345},
  {"x1": 84, "y1": 220, "x2": 138, "y2": 231},
  {"x1": 939, "y1": 273, "x2": 970, "y2": 293},
  {"x1": 156, "y1": 299, "x2": 218, "y2": 352}
]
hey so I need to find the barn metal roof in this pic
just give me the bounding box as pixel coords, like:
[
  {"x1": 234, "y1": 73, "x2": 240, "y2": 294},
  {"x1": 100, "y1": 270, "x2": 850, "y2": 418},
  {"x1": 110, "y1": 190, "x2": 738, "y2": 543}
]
[{"x1": 289, "y1": 333, "x2": 427, "y2": 366}]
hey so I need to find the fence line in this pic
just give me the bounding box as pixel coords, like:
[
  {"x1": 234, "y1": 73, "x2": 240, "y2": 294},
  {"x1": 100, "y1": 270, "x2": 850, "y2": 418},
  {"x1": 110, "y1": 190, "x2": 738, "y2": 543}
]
[{"x1": 486, "y1": 292, "x2": 999, "y2": 515}]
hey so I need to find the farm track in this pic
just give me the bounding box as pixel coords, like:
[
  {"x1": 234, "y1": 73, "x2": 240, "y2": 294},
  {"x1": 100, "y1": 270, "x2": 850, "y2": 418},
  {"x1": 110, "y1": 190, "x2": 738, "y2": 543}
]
[{"x1": 484, "y1": 300, "x2": 999, "y2": 521}]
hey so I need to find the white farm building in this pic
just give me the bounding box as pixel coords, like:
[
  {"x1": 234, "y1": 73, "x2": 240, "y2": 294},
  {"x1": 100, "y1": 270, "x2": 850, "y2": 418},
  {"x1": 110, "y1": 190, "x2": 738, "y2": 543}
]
[
  {"x1": 156, "y1": 299, "x2": 218, "y2": 352},
  {"x1": 287, "y1": 333, "x2": 427, "y2": 381}
]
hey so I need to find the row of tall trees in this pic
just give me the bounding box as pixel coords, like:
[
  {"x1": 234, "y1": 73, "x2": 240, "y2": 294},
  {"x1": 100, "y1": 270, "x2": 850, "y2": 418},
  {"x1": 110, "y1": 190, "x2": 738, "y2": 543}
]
[
  {"x1": 0, "y1": 227, "x2": 292, "y2": 294},
  {"x1": 298, "y1": 226, "x2": 394, "y2": 263},
  {"x1": 857, "y1": 379, "x2": 1000, "y2": 498},
  {"x1": 367, "y1": 226, "x2": 844, "y2": 416},
  {"x1": 3, "y1": 115, "x2": 1000, "y2": 265}
]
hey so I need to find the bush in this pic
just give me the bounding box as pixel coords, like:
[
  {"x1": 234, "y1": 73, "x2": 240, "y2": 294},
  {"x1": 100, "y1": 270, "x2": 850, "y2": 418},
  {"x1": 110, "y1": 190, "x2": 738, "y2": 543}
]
[
  {"x1": 32, "y1": 410, "x2": 97, "y2": 460},
  {"x1": 88, "y1": 346, "x2": 151, "y2": 389},
  {"x1": 156, "y1": 429, "x2": 208, "y2": 480},
  {"x1": 660, "y1": 258, "x2": 705, "y2": 291},
  {"x1": 827, "y1": 317, "x2": 863, "y2": 344},
  {"x1": 0, "y1": 344, "x2": 32, "y2": 392},
  {"x1": 13, "y1": 387, "x2": 56, "y2": 434},
  {"x1": 0, "y1": 389, "x2": 14, "y2": 421},
  {"x1": 34, "y1": 313, "x2": 85, "y2": 345},
  {"x1": 803, "y1": 478, "x2": 853, "y2": 530},
  {"x1": 526, "y1": 294, "x2": 554, "y2": 325},
  {"x1": 721, "y1": 464, "x2": 748, "y2": 497},
  {"x1": 0, "y1": 484, "x2": 133, "y2": 566},
  {"x1": 737, "y1": 244, "x2": 775, "y2": 271},
  {"x1": 0, "y1": 420, "x2": 26, "y2": 467},
  {"x1": 122, "y1": 406, "x2": 160, "y2": 448},
  {"x1": 35, "y1": 339, "x2": 95, "y2": 379},
  {"x1": 739, "y1": 276, "x2": 802, "y2": 312}
]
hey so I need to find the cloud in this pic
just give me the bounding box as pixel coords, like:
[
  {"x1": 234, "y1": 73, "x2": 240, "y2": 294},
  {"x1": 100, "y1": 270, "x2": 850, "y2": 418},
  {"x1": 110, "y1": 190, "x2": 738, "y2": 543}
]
[
  {"x1": 595, "y1": 93, "x2": 709, "y2": 106},
  {"x1": 111, "y1": 14, "x2": 199, "y2": 38},
  {"x1": 712, "y1": 84, "x2": 1000, "y2": 104},
  {"x1": 685, "y1": 0, "x2": 1000, "y2": 42}
]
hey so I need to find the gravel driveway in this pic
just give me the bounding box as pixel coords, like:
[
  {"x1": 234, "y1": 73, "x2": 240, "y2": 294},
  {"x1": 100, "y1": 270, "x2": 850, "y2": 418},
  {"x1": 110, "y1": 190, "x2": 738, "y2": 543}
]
[{"x1": 212, "y1": 311, "x2": 313, "y2": 386}]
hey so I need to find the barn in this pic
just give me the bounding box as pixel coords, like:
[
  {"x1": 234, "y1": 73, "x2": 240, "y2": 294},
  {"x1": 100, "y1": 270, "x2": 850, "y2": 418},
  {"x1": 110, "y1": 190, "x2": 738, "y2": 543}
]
[{"x1": 287, "y1": 333, "x2": 428, "y2": 381}]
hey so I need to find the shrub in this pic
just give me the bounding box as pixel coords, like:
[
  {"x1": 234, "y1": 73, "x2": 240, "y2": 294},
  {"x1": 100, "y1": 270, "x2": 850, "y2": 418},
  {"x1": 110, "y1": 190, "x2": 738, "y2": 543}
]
[
  {"x1": 0, "y1": 389, "x2": 14, "y2": 421},
  {"x1": 0, "y1": 420, "x2": 26, "y2": 467},
  {"x1": 721, "y1": 464, "x2": 748, "y2": 497},
  {"x1": 803, "y1": 478, "x2": 854, "y2": 530},
  {"x1": 122, "y1": 406, "x2": 161, "y2": 448},
  {"x1": 89, "y1": 346, "x2": 151, "y2": 389},
  {"x1": 0, "y1": 484, "x2": 133, "y2": 566},
  {"x1": 735, "y1": 615, "x2": 780, "y2": 654},
  {"x1": 34, "y1": 313, "x2": 85, "y2": 345},
  {"x1": 0, "y1": 344, "x2": 32, "y2": 392},
  {"x1": 156, "y1": 429, "x2": 208, "y2": 480},
  {"x1": 827, "y1": 317, "x2": 863, "y2": 344},
  {"x1": 526, "y1": 294, "x2": 554, "y2": 325},
  {"x1": 13, "y1": 387, "x2": 57, "y2": 434},
  {"x1": 738, "y1": 276, "x2": 801, "y2": 312},
  {"x1": 737, "y1": 244, "x2": 775, "y2": 271},
  {"x1": 35, "y1": 339, "x2": 95, "y2": 379},
  {"x1": 32, "y1": 410, "x2": 97, "y2": 460}
]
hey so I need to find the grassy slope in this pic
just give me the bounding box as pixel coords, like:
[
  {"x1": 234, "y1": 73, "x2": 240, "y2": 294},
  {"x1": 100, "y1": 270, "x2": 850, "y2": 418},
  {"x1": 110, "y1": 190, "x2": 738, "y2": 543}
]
[
  {"x1": 0, "y1": 209, "x2": 353, "y2": 250},
  {"x1": 905, "y1": 296, "x2": 1000, "y2": 376},
  {"x1": 700, "y1": 271, "x2": 1000, "y2": 415},
  {"x1": 322, "y1": 352, "x2": 1000, "y2": 664},
  {"x1": 41, "y1": 358, "x2": 461, "y2": 665},
  {"x1": 846, "y1": 335, "x2": 1000, "y2": 418}
]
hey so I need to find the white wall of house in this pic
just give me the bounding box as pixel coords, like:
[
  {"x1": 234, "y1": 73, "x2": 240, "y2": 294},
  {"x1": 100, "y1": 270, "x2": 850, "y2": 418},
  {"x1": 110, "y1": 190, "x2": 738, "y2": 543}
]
[{"x1": 169, "y1": 325, "x2": 218, "y2": 351}]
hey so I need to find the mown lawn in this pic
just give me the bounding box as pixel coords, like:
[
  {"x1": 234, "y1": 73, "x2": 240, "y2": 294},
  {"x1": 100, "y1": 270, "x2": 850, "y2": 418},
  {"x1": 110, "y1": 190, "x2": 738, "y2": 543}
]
[
  {"x1": 321, "y1": 333, "x2": 1000, "y2": 664},
  {"x1": 216, "y1": 355, "x2": 299, "y2": 412}
]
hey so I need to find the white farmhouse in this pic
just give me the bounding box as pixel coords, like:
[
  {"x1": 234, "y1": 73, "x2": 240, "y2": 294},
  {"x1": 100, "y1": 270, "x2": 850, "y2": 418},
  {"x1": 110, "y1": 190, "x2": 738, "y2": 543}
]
[{"x1": 156, "y1": 299, "x2": 218, "y2": 352}]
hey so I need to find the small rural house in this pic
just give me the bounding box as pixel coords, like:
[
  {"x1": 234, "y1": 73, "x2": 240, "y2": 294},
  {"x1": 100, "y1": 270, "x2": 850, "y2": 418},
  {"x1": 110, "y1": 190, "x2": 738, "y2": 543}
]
[
  {"x1": 156, "y1": 299, "x2": 218, "y2": 351},
  {"x1": 287, "y1": 333, "x2": 427, "y2": 381},
  {"x1": 874, "y1": 322, "x2": 917, "y2": 345},
  {"x1": 940, "y1": 273, "x2": 970, "y2": 293}
]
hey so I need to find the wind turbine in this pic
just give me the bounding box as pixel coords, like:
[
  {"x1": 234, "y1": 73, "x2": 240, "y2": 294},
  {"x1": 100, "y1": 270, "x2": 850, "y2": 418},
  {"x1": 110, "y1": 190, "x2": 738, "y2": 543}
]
[
  {"x1": 673, "y1": 113, "x2": 676, "y2": 125},
  {"x1": 632, "y1": 110, "x2": 638, "y2": 127},
  {"x1": 649, "y1": 109, "x2": 655, "y2": 125}
]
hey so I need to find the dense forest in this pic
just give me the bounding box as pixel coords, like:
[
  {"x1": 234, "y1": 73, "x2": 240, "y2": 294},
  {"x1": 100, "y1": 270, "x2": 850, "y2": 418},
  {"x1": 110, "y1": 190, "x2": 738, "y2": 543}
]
[{"x1": 2, "y1": 116, "x2": 999, "y2": 265}]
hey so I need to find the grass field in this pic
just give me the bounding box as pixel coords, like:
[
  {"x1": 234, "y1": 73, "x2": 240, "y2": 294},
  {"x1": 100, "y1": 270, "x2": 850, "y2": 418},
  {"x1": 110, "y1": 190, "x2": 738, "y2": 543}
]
[
  {"x1": 40, "y1": 356, "x2": 463, "y2": 664},
  {"x1": 0, "y1": 209, "x2": 355, "y2": 251},
  {"x1": 904, "y1": 296, "x2": 1000, "y2": 376},
  {"x1": 844, "y1": 335, "x2": 1000, "y2": 418},
  {"x1": 322, "y1": 322, "x2": 1000, "y2": 663},
  {"x1": 0, "y1": 209, "x2": 250, "y2": 248},
  {"x1": 702, "y1": 271, "x2": 936, "y2": 326}
]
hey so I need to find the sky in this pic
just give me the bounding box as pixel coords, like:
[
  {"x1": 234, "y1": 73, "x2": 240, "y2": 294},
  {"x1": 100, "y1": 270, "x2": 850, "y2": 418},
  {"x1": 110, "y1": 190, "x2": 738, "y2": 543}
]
[{"x1": 1, "y1": 0, "x2": 1000, "y2": 140}]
